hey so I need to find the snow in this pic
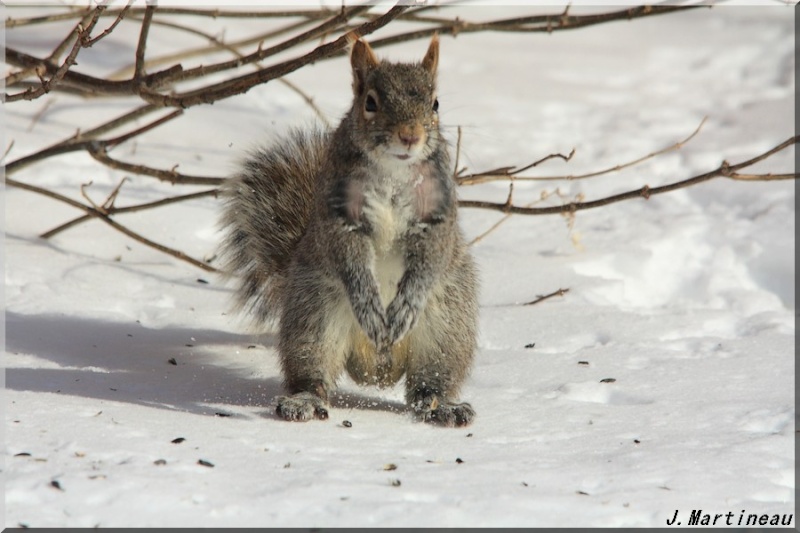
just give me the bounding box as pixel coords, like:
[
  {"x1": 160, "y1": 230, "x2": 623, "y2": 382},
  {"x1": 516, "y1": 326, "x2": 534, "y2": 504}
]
[{"x1": 4, "y1": 3, "x2": 795, "y2": 528}]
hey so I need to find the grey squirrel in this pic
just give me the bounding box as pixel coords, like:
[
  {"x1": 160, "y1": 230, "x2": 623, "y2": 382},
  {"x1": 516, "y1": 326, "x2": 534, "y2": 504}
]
[{"x1": 218, "y1": 33, "x2": 478, "y2": 427}]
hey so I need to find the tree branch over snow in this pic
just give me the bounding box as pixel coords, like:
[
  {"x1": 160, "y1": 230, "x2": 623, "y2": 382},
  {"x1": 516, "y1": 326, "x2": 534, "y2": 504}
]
[
  {"x1": 4, "y1": 6, "x2": 106, "y2": 102},
  {"x1": 2, "y1": 3, "x2": 795, "y2": 272},
  {"x1": 5, "y1": 175, "x2": 218, "y2": 272},
  {"x1": 457, "y1": 132, "x2": 799, "y2": 216}
]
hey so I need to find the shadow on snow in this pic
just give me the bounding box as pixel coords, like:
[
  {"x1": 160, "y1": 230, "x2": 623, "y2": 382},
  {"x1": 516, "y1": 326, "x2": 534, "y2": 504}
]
[{"x1": 6, "y1": 311, "x2": 407, "y2": 420}]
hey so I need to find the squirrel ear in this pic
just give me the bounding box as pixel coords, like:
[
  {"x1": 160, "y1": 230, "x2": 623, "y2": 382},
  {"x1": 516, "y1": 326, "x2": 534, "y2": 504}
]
[
  {"x1": 349, "y1": 33, "x2": 379, "y2": 96},
  {"x1": 422, "y1": 33, "x2": 439, "y2": 75}
]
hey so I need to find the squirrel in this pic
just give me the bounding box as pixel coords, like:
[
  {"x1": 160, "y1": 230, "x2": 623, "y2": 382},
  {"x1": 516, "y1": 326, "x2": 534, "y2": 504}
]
[{"x1": 218, "y1": 33, "x2": 479, "y2": 427}]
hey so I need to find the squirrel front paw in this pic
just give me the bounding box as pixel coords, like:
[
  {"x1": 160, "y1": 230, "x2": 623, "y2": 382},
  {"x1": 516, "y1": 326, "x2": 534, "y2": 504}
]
[
  {"x1": 386, "y1": 292, "x2": 419, "y2": 345},
  {"x1": 275, "y1": 392, "x2": 329, "y2": 422},
  {"x1": 352, "y1": 291, "x2": 389, "y2": 350}
]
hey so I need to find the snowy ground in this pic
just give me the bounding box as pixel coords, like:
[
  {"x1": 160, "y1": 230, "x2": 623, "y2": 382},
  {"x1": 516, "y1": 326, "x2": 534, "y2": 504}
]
[{"x1": 4, "y1": 3, "x2": 795, "y2": 528}]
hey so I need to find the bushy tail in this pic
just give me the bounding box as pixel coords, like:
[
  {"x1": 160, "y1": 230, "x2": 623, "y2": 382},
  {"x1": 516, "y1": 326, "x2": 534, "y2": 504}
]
[{"x1": 218, "y1": 128, "x2": 329, "y2": 326}]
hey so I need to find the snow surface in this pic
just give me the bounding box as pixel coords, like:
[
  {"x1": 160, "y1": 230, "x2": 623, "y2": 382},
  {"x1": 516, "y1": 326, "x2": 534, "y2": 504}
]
[{"x1": 4, "y1": 3, "x2": 795, "y2": 528}]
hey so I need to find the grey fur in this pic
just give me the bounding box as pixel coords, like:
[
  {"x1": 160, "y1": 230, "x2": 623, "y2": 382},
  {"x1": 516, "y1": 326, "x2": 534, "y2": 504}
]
[{"x1": 218, "y1": 36, "x2": 479, "y2": 427}]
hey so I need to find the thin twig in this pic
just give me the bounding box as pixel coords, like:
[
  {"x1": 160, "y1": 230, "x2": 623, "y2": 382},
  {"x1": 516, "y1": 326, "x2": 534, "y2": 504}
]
[
  {"x1": 505, "y1": 149, "x2": 577, "y2": 177},
  {"x1": 106, "y1": 17, "x2": 316, "y2": 80},
  {"x1": 135, "y1": 4, "x2": 382, "y2": 108},
  {"x1": 4, "y1": 7, "x2": 697, "y2": 106},
  {"x1": 121, "y1": 13, "x2": 332, "y2": 125},
  {"x1": 47, "y1": 9, "x2": 96, "y2": 62},
  {"x1": 5, "y1": 176, "x2": 217, "y2": 272},
  {"x1": 5, "y1": 109, "x2": 183, "y2": 176},
  {"x1": 2, "y1": 140, "x2": 16, "y2": 163},
  {"x1": 87, "y1": 144, "x2": 224, "y2": 186},
  {"x1": 458, "y1": 136, "x2": 799, "y2": 215},
  {"x1": 41, "y1": 189, "x2": 220, "y2": 239},
  {"x1": 459, "y1": 117, "x2": 707, "y2": 186},
  {"x1": 135, "y1": 4, "x2": 370, "y2": 103},
  {"x1": 728, "y1": 172, "x2": 795, "y2": 181},
  {"x1": 468, "y1": 210, "x2": 514, "y2": 247},
  {"x1": 524, "y1": 288, "x2": 570, "y2": 306},
  {"x1": 452, "y1": 125, "x2": 463, "y2": 179},
  {"x1": 4, "y1": 5, "x2": 409, "y2": 108},
  {"x1": 5, "y1": 7, "x2": 338, "y2": 28},
  {"x1": 369, "y1": 5, "x2": 701, "y2": 47},
  {"x1": 4, "y1": 62, "x2": 44, "y2": 87},
  {"x1": 85, "y1": 0, "x2": 134, "y2": 47},
  {"x1": 78, "y1": 104, "x2": 160, "y2": 140},
  {"x1": 4, "y1": 7, "x2": 105, "y2": 103},
  {"x1": 468, "y1": 191, "x2": 563, "y2": 247},
  {"x1": 107, "y1": 109, "x2": 184, "y2": 148},
  {"x1": 134, "y1": 5, "x2": 156, "y2": 81},
  {"x1": 4, "y1": 46, "x2": 184, "y2": 96},
  {"x1": 277, "y1": 78, "x2": 331, "y2": 127},
  {"x1": 26, "y1": 99, "x2": 56, "y2": 132},
  {"x1": 80, "y1": 181, "x2": 103, "y2": 212},
  {"x1": 3, "y1": 4, "x2": 793, "y2": 276}
]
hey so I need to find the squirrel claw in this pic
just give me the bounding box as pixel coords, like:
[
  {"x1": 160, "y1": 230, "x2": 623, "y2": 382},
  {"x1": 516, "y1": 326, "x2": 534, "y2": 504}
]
[
  {"x1": 420, "y1": 402, "x2": 475, "y2": 427},
  {"x1": 275, "y1": 392, "x2": 329, "y2": 422},
  {"x1": 375, "y1": 345, "x2": 394, "y2": 375},
  {"x1": 410, "y1": 392, "x2": 475, "y2": 427},
  {"x1": 386, "y1": 295, "x2": 418, "y2": 345}
]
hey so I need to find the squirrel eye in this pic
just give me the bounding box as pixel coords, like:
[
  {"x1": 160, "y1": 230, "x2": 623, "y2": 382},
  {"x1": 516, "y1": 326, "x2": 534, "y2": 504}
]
[
  {"x1": 432, "y1": 98, "x2": 439, "y2": 113},
  {"x1": 365, "y1": 94, "x2": 378, "y2": 113}
]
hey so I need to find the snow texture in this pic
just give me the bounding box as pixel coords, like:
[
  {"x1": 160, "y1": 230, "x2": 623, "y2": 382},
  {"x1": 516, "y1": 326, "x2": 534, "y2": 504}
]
[{"x1": 4, "y1": 3, "x2": 795, "y2": 528}]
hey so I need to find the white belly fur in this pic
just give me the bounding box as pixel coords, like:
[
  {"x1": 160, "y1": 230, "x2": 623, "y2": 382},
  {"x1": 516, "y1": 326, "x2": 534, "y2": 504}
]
[
  {"x1": 362, "y1": 181, "x2": 412, "y2": 308},
  {"x1": 375, "y1": 244, "x2": 404, "y2": 307}
]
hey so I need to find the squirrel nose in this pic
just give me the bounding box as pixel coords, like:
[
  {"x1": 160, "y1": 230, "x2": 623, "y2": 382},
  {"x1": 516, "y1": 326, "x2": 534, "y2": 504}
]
[{"x1": 398, "y1": 132, "x2": 420, "y2": 148}]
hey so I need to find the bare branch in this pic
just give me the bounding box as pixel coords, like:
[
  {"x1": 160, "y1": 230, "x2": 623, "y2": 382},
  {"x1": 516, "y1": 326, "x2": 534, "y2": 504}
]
[
  {"x1": 728, "y1": 172, "x2": 795, "y2": 181},
  {"x1": 78, "y1": 104, "x2": 160, "y2": 140},
  {"x1": 47, "y1": 10, "x2": 93, "y2": 62},
  {"x1": 469, "y1": 194, "x2": 540, "y2": 247},
  {"x1": 3, "y1": 4, "x2": 792, "y2": 273},
  {"x1": 123, "y1": 13, "x2": 332, "y2": 125},
  {"x1": 134, "y1": 4, "x2": 156, "y2": 81},
  {"x1": 369, "y1": 5, "x2": 703, "y2": 48},
  {"x1": 41, "y1": 189, "x2": 220, "y2": 240},
  {"x1": 87, "y1": 144, "x2": 224, "y2": 186},
  {"x1": 4, "y1": 46, "x2": 184, "y2": 96},
  {"x1": 459, "y1": 136, "x2": 799, "y2": 215},
  {"x1": 135, "y1": 4, "x2": 395, "y2": 109},
  {"x1": 4, "y1": 7, "x2": 105, "y2": 103},
  {"x1": 26, "y1": 99, "x2": 56, "y2": 132},
  {"x1": 453, "y1": 126, "x2": 463, "y2": 179},
  {"x1": 80, "y1": 180, "x2": 104, "y2": 213},
  {"x1": 459, "y1": 117, "x2": 707, "y2": 186},
  {"x1": 2, "y1": 140, "x2": 15, "y2": 163},
  {"x1": 5, "y1": 6, "x2": 339, "y2": 28},
  {"x1": 524, "y1": 288, "x2": 570, "y2": 306},
  {"x1": 278, "y1": 78, "x2": 331, "y2": 126},
  {"x1": 5, "y1": 176, "x2": 217, "y2": 272},
  {"x1": 4, "y1": 5, "x2": 700, "y2": 107},
  {"x1": 85, "y1": 0, "x2": 133, "y2": 47},
  {"x1": 113, "y1": 17, "x2": 316, "y2": 77},
  {"x1": 5, "y1": 109, "x2": 184, "y2": 176},
  {"x1": 3, "y1": 5, "x2": 370, "y2": 104}
]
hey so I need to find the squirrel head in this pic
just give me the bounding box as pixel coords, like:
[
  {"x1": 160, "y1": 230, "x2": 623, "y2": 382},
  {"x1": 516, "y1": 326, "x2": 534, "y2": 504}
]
[{"x1": 346, "y1": 33, "x2": 441, "y2": 164}]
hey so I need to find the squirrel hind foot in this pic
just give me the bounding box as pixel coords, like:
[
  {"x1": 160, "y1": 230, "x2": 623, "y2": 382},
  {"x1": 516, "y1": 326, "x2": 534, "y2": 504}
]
[
  {"x1": 411, "y1": 394, "x2": 475, "y2": 427},
  {"x1": 275, "y1": 392, "x2": 329, "y2": 422}
]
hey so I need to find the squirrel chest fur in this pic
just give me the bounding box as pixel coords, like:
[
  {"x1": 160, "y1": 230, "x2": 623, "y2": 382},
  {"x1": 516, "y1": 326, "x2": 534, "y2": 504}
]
[
  {"x1": 347, "y1": 158, "x2": 443, "y2": 304},
  {"x1": 219, "y1": 33, "x2": 479, "y2": 427}
]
